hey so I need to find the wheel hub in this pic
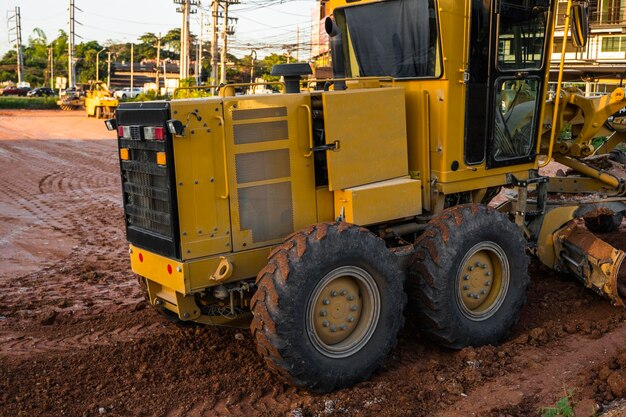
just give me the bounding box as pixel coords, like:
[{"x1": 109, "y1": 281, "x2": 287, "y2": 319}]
[
  {"x1": 307, "y1": 266, "x2": 380, "y2": 358},
  {"x1": 313, "y1": 277, "x2": 362, "y2": 345},
  {"x1": 456, "y1": 242, "x2": 509, "y2": 321}
]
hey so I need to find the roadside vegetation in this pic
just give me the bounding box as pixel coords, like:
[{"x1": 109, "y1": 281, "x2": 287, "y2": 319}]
[{"x1": 0, "y1": 96, "x2": 58, "y2": 109}]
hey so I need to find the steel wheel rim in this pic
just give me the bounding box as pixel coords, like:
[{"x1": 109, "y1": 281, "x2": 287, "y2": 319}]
[
  {"x1": 307, "y1": 266, "x2": 380, "y2": 359},
  {"x1": 456, "y1": 241, "x2": 510, "y2": 321}
]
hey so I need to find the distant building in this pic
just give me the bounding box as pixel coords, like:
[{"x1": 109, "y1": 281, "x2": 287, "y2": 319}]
[{"x1": 552, "y1": 0, "x2": 626, "y2": 90}]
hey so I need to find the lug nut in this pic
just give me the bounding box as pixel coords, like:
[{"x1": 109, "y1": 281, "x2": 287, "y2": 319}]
[
  {"x1": 347, "y1": 316, "x2": 354, "y2": 323},
  {"x1": 347, "y1": 294, "x2": 355, "y2": 301},
  {"x1": 323, "y1": 299, "x2": 330, "y2": 305},
  {"x1": 330, "y1": 291, "x2": 337, "y2": 297},
  {"x1": 467, "y1": 292, "x2": 473, "y2": 298},
  {"x1": 339, "y1": 324, "x2": 347, "y2": 331},
  {"x1": 350, "y1": 305, "x2": 358, "y2": 312},
  {"x1": 475, "y1": 262, "x2": 481, "y2": 267},
  {"x1": 482, "y1": 263, "x2": 487, "y2": 269},
  {"x1": 340, "y1": 289, "x2": 347, "y2": 296},
  {"x1": 320, "y1": 310, "x2": 327, "y2": 317},
  {"x1": 468, "y1": 266, "x2": 475, "y2": 271},
  {"x1": 463, "y1": 285, "x2": 470, "y2": 290},
  {"x1": 485, "y1": 271, "x2": 492, "y2": 277},
  {"x1": 322, "y1": 320, "x2": 330, "y2": 327},
  {"x1": 463, "y1": 275, "x2": 470, "y2": 281},
  {"x1": 330, "y1": 325, "x2": 337, "y2": 333},
  {"x1": 480, "y1": 289, "x2": 487, "y2": 295},
  {"x1": 485, "y1": 281, "x2": 491, "y2": 286},
  {"x1": 183, "y1": 312, "x2": 190, "y2": 318}
]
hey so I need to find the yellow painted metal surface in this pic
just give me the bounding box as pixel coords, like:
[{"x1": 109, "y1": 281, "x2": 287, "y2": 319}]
[
  {"x1": 334, "y1": 177, "x2": 422, "y2": 226},
  {"x1": 322, "y1": 88, "x2": 408, "y2": 191},
  {"x1": 130, "y1": 244, "x2": 188, "y2": 294},
  {"x1": 316, "y1": 187, "x2": 335, "y2": 223},
  {"x1": 222, "y1": 94, "x2": 317, "y2": 251},
  {"x1": 131, "y1": 243, "x2": 272, "y2": 294},
  {"x1": 535, "y1": 206, "x2": 578, "y2": 268},
  {"x1": 170, "y1": 99, "x2": 232, "y2": 260}
]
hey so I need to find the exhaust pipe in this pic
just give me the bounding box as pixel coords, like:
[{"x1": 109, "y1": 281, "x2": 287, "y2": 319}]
[{"x1": 325, "y1": 17, "x2": 347, "y2": 91}]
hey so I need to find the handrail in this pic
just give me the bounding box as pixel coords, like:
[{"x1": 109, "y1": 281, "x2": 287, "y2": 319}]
[
  {"x1": 215, "y1": 116, "x2": 230, "y2": 199},
  {"x1": 303, "y1": 76, "x2": 396, "y2": 91},
  {"x1": 541, "y1": 0, "x2": 573, "y2": 168},
  {"x1": 300, "y1": 104, "x2": 314, "y2": 158}
]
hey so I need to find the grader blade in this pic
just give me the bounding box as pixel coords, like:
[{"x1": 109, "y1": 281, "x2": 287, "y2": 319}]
[{"x1": 554, "y1": 222, "x2": 626, "y2": 306}]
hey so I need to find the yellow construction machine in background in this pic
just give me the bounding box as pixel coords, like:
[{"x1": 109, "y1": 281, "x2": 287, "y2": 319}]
[
  {"x1": 58, "y1": 81, "x2": 118, "y2": 119},
  {"x1": 106, "y1": 0, "x2": 626, "y2": 392}
]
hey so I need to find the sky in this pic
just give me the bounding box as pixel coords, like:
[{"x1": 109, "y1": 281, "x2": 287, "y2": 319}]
[{"x1": 1, "y1": 0, "x2": 317, "y2": 60}]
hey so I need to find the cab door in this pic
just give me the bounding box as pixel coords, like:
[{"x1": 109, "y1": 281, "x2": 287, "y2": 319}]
[{"x1": 464, "y1": 0, "x2": 553, "y2": 169}]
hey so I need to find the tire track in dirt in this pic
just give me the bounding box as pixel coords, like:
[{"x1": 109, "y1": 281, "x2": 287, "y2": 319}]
[
  {"x1": 0, "y1": 321, "x2": 166, "y2": 356},
  {"x1": 437, "y1": 324, "x2": 626, "y2": 417}
]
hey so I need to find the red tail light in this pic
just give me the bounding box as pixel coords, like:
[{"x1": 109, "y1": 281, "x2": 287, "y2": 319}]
[
  {"x1": 118, "y1": 126, "x2": 131, "y2": 139},
  {"x1": 144, "y1": 126, "x2": 165, "y2": 141}
]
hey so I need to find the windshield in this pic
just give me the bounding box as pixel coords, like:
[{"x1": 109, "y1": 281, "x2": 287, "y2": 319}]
[
  {"x1": 337, "y1": 0, "x2": 440, "y2": 78},
  {"x1": 497, "y1": 0, "x2": 549, "y2": 70}
]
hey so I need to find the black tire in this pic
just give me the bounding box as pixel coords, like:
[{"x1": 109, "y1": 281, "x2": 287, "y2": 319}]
[
  {"x1": 409, "y1": 204, "x2": 529, "y2": 349},
  {"x1": 137, "y1": 276, "x2": 199, "y2": 328},
  {"x1": 584, "y1": 212, "x2": 623, "y2": 234},
  {"x1": 250, "y1": 222, "x2": 406, "y2": 393}
]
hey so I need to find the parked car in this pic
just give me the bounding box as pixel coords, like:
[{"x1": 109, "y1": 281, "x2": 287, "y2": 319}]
[
  {"x1": 27, "y1": 87, "x2": 55, "y2": 97},
  {"x1": 114, "y1": 87, "x2": 143, "y2": 99},
  {"x1": 0, "y1": 85, "x2": 31, "y2": 96}
]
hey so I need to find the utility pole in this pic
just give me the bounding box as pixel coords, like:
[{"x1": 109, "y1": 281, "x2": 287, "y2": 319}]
[
  {"x1": 174, "y1": 0, "x2": 198, "y2": 81},
  {"x1": 7, "y1": 7, "x2": 24, "y2": 83},
  {"x1": 68, "y1": 0, "x2": 77, "y2": 88},
  {"x1": 96, "y1": 48, "x2": 106, "y2": 81},
  {"x1": 219, "y1": 0, "x2": 239, "y2": 85},
  {"x1": 156, "y1": 33, "x2": 162, "y2": 92},
  {"x1": 196, "y1": 9, "x2": 203, "y2": 85},
  {"x1": 210, "y1": 0, "x2": 219, "y2": 85},
  {"x1": 107, "y1": 51, "x2": 112, "y2": 89},
  {"x1": 296, "y1": 25, "x2": 299, "y2": 62},
  {"x1": 130, "y1": 43, "x2": 134, "y2": 92},
  {"x1": 219, "y1": 1, "x2": 229, "y2": 84},
  {"x1": 250, "y1": 49, "x2": 257, "y2": 84},
  {"x1": 49, "y1": 45, "x2": 54, "y2": 90}
]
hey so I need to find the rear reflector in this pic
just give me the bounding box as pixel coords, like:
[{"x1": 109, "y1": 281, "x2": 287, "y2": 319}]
[
  {"x1": 144, "y1": 126, "x2": 165, "y2": 141},
  {"x1": 120, "y1": 148, "x2": 130, "y2": 160}
]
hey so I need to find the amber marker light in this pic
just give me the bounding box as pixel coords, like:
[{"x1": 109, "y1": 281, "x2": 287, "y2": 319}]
[
  {"x1": 120, "y1": 148, "x2": 130, "y2": 160},
  {"x1": 156, "y1": 151, "x2": 167, "y2": 166}
]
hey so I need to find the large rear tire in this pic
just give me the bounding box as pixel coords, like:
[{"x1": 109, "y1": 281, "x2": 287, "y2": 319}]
[
  {"x1": 409, "y1": 204, "x2": 529, "y2": 349},
  {"x1": 251, "y1": 222, "x2": 406, "y2": 393}
]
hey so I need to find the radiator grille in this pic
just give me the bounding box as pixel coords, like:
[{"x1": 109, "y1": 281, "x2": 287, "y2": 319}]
[
  {"x1": 235, "y1": 149, "x2": 291, "y2": 184},
  {"x1": 233, "y1": 120, "x2": 289, "y2": 145},
  {"x1": 239, "y1": 182, "x2": 293, "y2": 243}
]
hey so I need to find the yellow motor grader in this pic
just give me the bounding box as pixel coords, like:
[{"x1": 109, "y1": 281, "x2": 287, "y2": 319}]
[{"x1": 106, "y1": 0, "x2": 626, "y2": 392}]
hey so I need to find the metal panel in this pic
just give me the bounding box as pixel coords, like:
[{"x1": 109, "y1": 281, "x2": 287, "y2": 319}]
[
  {"x1": 322, "y1": 88, "x2": 409, "y2": 191},
  {"x1": 239, "y1": 182, "x2": 294, "y2": 243},
  {"x1": 233, "y1": 120, "x2": 289, "y2": 144},
  {"x1": 235, "y1": 149, "x2": 291, "y2": 184}
]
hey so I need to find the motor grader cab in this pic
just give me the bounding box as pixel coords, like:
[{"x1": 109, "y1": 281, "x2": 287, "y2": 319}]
[
  {"x1": 106, "y1": 0, "x2": 626, "y2": 392},
  {"x1": 85, "y1": 81, "x2": 118, "y2": 119}
]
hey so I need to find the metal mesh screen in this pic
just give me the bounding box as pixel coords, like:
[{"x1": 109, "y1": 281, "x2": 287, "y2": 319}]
[
  {"x1": 232, "y1": 107, "x2": 287, "y2": 121},
  {"x1": 233, "y1": 120, "x2": 289, "y2": 145},
  {"x1": 235, "y1": 149, "x2": 291, "y2": 184},
  {"x1": 238, "y1": 182, "x2": 294, "y2": 243}
]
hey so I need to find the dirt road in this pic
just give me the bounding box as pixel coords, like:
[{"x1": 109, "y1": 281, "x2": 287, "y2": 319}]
[{"x1": 2, "y1": 109, "x2": 626, "y2": 417}]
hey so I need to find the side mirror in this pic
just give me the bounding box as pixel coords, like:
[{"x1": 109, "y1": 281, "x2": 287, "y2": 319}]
[{"x1": 571, "y1": 2, "x2": 589, "y2": 48}]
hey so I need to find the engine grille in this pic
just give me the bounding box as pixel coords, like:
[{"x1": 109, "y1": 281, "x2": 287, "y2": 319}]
[{"x1": 117, "y1": 102, "x2": 180, "y2": 259}]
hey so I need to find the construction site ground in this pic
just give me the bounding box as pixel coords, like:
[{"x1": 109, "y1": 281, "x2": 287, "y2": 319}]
[{"x1": 2, "y1": 109, "x2": 626, "y2": 417}]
